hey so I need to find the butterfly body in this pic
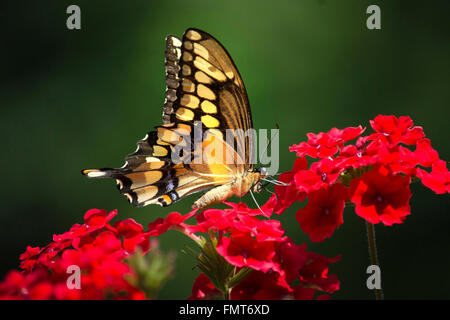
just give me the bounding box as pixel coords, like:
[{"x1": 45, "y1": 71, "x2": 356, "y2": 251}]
[
  {"x1": 82, "y1": 28, "x2": 266, "y2": 210},
  {"x1": 192, "y1": 170, "x2": 261, "y2": 209}
]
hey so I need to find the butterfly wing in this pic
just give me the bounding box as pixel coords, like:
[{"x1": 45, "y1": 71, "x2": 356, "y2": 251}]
[
  {"x1": 179, "y1": 28, "x2": 255, "y2": 168},
  {"x1": 82, "y1": 131, "x2": 234, "y2": 207},
  {"x1": 82, "y1": 28, "x2": 254, "y2": 207}
]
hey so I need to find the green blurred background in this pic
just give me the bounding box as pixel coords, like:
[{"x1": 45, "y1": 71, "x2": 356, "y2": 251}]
[{"x1": 1, "y1": 0, "x2": 449, "y2": 299}]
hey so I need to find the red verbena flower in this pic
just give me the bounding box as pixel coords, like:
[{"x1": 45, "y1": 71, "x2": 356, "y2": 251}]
[
  {"x1": 294, "y1": 158, "x2": 344, "y2": 193},
  {"x1": 369, "y1": 115, "x2": 425, "y2": 146},
  {"x1": 290, "y1": 126, "x2": 365, "y2": 158},
  {"x1": 147, "y1": 210, "x2": 197, "y2": 238},
  {"x1": 416, "y1": 160, "x2": 450, "y2": 194},
  {"x1": 275, "y1": 240, "x2": 308, "y2": 284},
  {"x1": 53, "y1": 208, "x2": 117, "y2": 243},
  {"x1": 413, "y1": 138, "x2": 440, "y2": 167},
  {"x1": 224, "y1": 194, "x2": 278, "y2": 217},
  {"x1": 230, "y1": 270, "x2": 292, "y2": 300},
  {"x1": 188, "y1": 201, "x2": 286, "y2": 243},
  {"x1": 274, "y1": 157, "x2": 307, "y2": 214},
  {"x1": 350, "y1": 166, "x2": 412, "y2": 225},
  {"x1": 1, "y1": 209, "x2": 151, "y2": 300},
  {"x1": 216, "y1": 231, "x2": 280, "y2": 273},
  {"x1": 113, "y1": 218, "x2": 151, "y2": 253},
  {"x1": 229, "y1": 244, "x2": 340, "y2": 300},
  {"x1": 296, "y1": 183, "x2": 348, "y2": 242},
  {"x1": 298, "y1": 251, "x2": 341, "y2": 293},
  {"x1": 188, "y1": 273, "x2": 222, "y2": 300},
  {"x1": 335, "y1": 136, "x2": 379, "y2": 170}
]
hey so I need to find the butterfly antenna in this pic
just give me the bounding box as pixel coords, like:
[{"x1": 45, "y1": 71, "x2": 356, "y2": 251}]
[
  {"x1": 270, "y1": 172, "x2": 282, "y2": 177},
  {"x1": 261, "y1": 178, "x2": 290, "y2": 187},
  {"x1": 249, "y1": 189, "x2": 265, "y2": 215}
]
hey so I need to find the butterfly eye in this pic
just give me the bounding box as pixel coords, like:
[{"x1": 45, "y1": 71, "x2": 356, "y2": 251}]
[{"x1": 260, "y1": 167, "x2": 268, "y2": 178}]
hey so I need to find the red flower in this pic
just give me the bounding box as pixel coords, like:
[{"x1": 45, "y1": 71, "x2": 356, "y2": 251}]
[
  {"x1": 229, "y1": 215, "x2": 287, "y2": 243},
  {"x1": 216, "y1": 231, "x2": 279, "y2": 273},
  {"x1": 293, "y1": 286, "x2": 319, "y2": 300},
  {"x1": 350, "y1": 166, "x2": 412, "y2": 225},
  {"x1": 188, "y1": 273, "x2": 222, "y2": 300},
  {"x1": 189, "y1": 202, "x2": 286, "y2": 243},
  {"x1": 274, "y1": 157, "x2": 307, "y2": 214},
  {"x1": 19, "y1": 246, "x2": 40, "y2": 271},
  {"x1": 224, "y1": 194, "x2": 278, "y2": 217},
  {"x1": 190, "y1": 208, "x2": 235, "y2": 233},
  {"x1": 299, "y1": 251, "x2": 340, "y2": 293},
  {"x1": 375, "y1": 144, "x2": 418, "y2": 176},
  {"x1": 413, "y1": 138, "x2": 440, "y2": 167},
  {"x1": 0, "y1": 270, "x2": 52, "y2": 300},
  {"x1": 294, "y1": 158, "x2": 343, "y2": 193},
  {"x1": 229, "y1": 269, "x2": 329, "y2": 300},
  {"x1": 147, "y1": 210, "x2": 197, "y2": 237},
  {"x1": 290, "y1": 126, "x2": 365, "y2": 158},
  {"x1": 296, "y1": 184, "x2": 348, "y2": 242},
  {"x1": 114, "y1": 219, "x2": 151, "y2": 253},
  {"x1": 2, "y1": 208, "x2": 150, "y2": 300},
  {"x1": 369, "y1": 115, "x2": 424, "y2": 146},
  {"x1": 53, "y1": 209, "x2": 117, "y2": 242},
  {"x1": 230, "y1": 271, "x2": 292, "y2": 300},
  {"x1": 416, "y1": 160, "x2": 450, "y2": 194},
  {"x1": 91, "y1": 231, "x2": 124, "y2": 255},
  {"x1": 276, "y1": 240, "x2": 308, "y2": 283},
  {"x1": 336, "y1": 136, "x2": 378, "y2": 170}
]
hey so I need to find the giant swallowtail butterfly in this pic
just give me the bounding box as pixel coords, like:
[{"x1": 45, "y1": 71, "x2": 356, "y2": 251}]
[{"x1": 82, "y1": 28, "x2": 267, "y2": 209}]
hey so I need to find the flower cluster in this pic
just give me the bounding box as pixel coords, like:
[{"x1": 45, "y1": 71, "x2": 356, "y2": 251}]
[
  {"x1": 283, "y1": 115, "x2": 449, "y2": 242},
  {"x1": 0, "y1": 209, "x2": 150, "y2": 299},
  {"x1": 0, "y1": 205, "x2": 339, "y2": 300},
  {"x1": 0, "y1": 114, "x2": 447, "y2": 300},
  {"x1": 151, "y1": 200, "x2": 340, "y2": 300}
]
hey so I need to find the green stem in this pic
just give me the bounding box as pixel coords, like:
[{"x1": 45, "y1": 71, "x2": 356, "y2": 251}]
[
  {"x1": 228, "y1": 267, "x2": 253, "y2": 288},
  {"x1": 366, "y1": 221, "x2": 384, "y2": 300},
  {"x1": 223, "y1": 288, "x2": 230, "y2": 300}
]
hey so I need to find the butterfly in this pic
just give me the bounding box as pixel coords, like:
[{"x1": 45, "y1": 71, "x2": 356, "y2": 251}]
[{"x1": 82, "y1": 28, "x2": 268, "y2": 210}]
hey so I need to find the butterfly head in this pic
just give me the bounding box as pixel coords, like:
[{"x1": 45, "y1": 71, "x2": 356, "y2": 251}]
[
  {"x1": 259, "y1": 167, "x2": 268, "y2": 179},
  {"x1": 250, "y1": 167, "x2": 268, "y2": 193}
]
